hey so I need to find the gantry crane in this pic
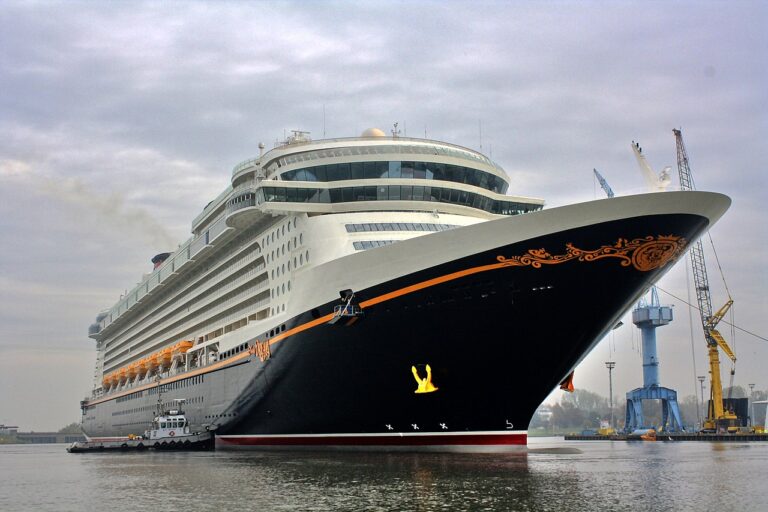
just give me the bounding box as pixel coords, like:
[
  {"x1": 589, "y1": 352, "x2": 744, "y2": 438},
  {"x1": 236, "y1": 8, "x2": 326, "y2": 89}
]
[{"x1": 673, "y1": 128, "x2": 739, "y2": 432}]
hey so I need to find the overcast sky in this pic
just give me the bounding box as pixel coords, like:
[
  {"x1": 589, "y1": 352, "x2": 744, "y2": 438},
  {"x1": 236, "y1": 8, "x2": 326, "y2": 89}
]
[{"x1": 1, "y1": 0, "x2": 766, "y2": 430}]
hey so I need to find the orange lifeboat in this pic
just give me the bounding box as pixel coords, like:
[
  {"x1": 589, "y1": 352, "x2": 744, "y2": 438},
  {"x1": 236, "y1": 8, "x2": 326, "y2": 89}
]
[
  {"x1": 159, "y1": 347, "x2": 173, "y2": 367},
  {"x1": 137, "y1": 357, "x2": 150, "y2": 377},
  {"x1": 118, "y1": 367, "x2": 128, "y2": 384},
  {"x1": 126, "y1": 362, "x2": 139, "y2": 380},
  {"x1": 175, "y1": 340, "x2": 193, "y2": 353},
  {"x1": 102, "y1": 372, "x2": 119, "y2": 389},
  {"x1": 172, "y1": 340, "x2": 193, "y2": 360}
]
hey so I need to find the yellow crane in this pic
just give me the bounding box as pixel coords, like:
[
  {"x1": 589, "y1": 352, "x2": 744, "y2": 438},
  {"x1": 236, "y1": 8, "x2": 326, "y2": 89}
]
[{"x1": 673, "y1": 129, "x2": 739, "y2": 433}]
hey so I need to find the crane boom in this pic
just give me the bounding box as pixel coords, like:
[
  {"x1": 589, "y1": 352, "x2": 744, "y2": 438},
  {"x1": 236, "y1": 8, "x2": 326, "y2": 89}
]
[
  {"x1": 673, "y1": 128, "x2": 737, "y2": 432},
  {"x1": 593, "y1": 169, "x2": 615, "y2": 198}
]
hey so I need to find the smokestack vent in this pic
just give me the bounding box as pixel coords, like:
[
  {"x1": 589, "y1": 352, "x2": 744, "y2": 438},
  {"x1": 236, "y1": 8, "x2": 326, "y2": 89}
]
[{"x1": 151, "y1": 252, "x2": 172, "y2": 270}]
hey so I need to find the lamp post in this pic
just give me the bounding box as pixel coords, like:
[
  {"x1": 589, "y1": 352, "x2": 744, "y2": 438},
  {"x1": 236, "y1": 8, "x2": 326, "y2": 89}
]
[
  {"x1": 698, "y1": 375, "x2": 706, "y2": 429},
  {"x1": 605, "y1": 362, "x2": 616, "y2": 430},
  {"x1": 749, "y1": 383, "x2": 756, "y2": 426}
]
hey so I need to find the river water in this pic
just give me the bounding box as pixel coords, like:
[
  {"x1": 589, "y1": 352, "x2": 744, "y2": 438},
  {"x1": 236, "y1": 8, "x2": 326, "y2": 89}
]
[{"x1": 1, "y1": 437, "x2": 766, "y2": 511}]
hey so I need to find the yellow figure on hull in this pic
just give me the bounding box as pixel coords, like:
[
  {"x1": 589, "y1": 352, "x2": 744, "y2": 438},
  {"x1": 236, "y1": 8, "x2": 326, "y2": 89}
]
[{"x1": 412, "y1": 364, "x2": 438, "y2": 394}]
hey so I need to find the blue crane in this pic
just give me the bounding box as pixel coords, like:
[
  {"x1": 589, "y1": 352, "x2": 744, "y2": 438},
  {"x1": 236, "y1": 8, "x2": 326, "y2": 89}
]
[{"x1": 593, "y1": 168, "x2": 615, "y2": 198}]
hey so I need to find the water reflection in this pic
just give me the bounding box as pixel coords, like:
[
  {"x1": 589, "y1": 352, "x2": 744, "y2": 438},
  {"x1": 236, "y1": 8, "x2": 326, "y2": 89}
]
[{"x1": 3, "y1": 440, "x2": 767, "y2": 511}]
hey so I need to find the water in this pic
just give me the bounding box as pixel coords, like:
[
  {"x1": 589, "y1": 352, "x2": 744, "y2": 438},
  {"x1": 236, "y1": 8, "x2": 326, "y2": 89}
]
[{"x1": 1, "y1": 438, "x2": 766, "y2": 511}]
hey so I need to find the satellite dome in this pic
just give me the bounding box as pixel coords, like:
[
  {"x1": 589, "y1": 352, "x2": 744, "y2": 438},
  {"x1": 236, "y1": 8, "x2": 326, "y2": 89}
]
[{"x1": 361, "y1": 128, "x2": 386, "y2": 138}]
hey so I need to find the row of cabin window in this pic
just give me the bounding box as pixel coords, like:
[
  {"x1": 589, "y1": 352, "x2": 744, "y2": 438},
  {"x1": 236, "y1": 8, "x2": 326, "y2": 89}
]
[
  {"x1": 112, "y1": 404, "x2": 155, "y2": 416},
  {"x1": 345, "y1": 223, "x2": 458, "y2": 233},
  {"x1": 116, "y1": 391, "x2": 144, "y2": 403},
  {"x1": 280, "y1": 160, "x2": 508, "y2": 194},
  {"x1": 353, "y1": 240, "x2": 397, "y2": 250},
  {"x1": 219, "y1": 342, "x2": 249, "y2": 360},
  {"x1": 149, "y1": 374, "x2": 205, "y2": 395},
  {"x1": 267, "y1": 324, "x2": 287, "y2": 338},
  {"x1": 260, "y1": 185, "x2": 541, "y2": 216}
]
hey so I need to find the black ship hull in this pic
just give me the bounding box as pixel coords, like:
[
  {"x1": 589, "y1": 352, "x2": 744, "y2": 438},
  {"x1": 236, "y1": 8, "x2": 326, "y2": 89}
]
[{"x1": 215, "y1": 213, "x2": 706, "y2": 450}]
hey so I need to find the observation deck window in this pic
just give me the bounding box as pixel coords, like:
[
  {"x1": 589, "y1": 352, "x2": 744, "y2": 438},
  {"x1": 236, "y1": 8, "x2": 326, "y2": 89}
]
[
  {"x1": 259, "y1": 185, "x2": 541, "y2": 216},
  {"x1": 281, "y1": 160, "x2": 507, "y2": 194}
]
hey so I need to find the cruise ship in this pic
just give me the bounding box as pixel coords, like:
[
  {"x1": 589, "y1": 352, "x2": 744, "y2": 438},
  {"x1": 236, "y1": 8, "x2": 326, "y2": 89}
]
[{"x1": 81, "y1": 128, "x2": 730, "y2": 451}]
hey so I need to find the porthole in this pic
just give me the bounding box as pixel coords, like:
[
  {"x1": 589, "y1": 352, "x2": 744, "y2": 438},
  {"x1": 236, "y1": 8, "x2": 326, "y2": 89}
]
[
  {"x1": 300, "y1": 233, "x2": 303, "y2": 244},
  {"x1": 287, "y1": 222, "x2": 291, "y2": 233},
  {"x1": 282, "y1": 226, "x2": 285, "y2": 236},
  {"x1": 282, "y1": 283, "x2": 285, "y2": 294},
  {"x1": 288, "y1": 241, "x2": 292, "y2": 251},
  {"x1": 282, "y1": 264, "x2": 285, "y2": 273},
  {"x1": 288, "y1": 261, "x2": 291, "y2": 271},
  {"x1": 294, "y1": 218, "x2": 297, "y2": 228},
  {"x1": 306, "y1": 250, "x2": 309, "y2": 263},
  {"x1": 294, "y1": 257, "x2": 297, "y2": 267},
  {"x1": 300, "y1": 254, "x2": 303, "y2": 265}
]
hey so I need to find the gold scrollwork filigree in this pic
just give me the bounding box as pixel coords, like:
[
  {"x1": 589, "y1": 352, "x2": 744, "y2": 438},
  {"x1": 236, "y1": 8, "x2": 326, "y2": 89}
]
[
  {"x1": 251, "y1": 340, "x2": 271, "y2": 362},
  {"x1": 496, "y1": 235, "x2": 687, "y2": 272}
]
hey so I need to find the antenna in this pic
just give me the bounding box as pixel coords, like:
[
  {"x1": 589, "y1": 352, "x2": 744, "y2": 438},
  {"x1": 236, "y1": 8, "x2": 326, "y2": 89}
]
[
  {"x1": 479, "y1": 119, "x2": 483, "y2": 150},
  {"x1": 391, "y1": 122, "x2": 400, "y2": 138}
]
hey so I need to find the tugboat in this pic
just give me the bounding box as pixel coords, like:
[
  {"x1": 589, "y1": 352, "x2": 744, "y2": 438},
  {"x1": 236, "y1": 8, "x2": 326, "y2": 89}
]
[{"x1": 144, "y1": 399, "x2": 213, "y2": 450}]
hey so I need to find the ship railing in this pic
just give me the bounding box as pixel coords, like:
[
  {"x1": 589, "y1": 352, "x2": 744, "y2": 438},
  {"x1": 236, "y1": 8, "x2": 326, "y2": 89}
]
[{"x1": 232, "y1": 158, "x2": 260, "y2": 176}]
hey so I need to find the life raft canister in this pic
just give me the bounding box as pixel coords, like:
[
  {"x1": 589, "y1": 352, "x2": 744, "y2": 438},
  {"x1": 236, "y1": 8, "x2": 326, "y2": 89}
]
[{"x1": 169, "y1": 431, "x2": 175, "y2": 437}]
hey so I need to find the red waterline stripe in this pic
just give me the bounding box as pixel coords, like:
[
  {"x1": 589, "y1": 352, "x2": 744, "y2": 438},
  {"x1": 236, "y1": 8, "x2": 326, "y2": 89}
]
[{"x1": 217, "y1": 433, "x2": 527, "y2": 447}]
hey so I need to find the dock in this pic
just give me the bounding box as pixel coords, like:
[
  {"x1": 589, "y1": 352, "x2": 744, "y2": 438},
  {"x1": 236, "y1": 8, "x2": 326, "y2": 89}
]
[{"x1": 565, "y1": 433, "x2": 768, "y2": 442}]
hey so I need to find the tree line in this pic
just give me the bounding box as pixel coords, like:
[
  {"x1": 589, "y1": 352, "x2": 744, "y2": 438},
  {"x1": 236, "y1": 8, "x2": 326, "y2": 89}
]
[{"x1": 530, "y1": 385, "x2": 767, "y2": 432}]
